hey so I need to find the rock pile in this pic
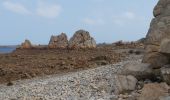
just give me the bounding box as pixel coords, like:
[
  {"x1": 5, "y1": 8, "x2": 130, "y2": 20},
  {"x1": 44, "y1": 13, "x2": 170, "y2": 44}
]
[
  {"x1": 48, "y1": 33, "x2": 68, "y2": 49},
  {"x1": 48, "y1": 30, "x2": 96, "y2": 49},
  {"x1": 114, "y1": 0, "x2": 170, "y2": 99},
  {"x1": 20, "y1": 39, "x2": 32, "y2": 49},
  {"x1": 68, "y1": 30, "x2": 96, "y2": 49}
]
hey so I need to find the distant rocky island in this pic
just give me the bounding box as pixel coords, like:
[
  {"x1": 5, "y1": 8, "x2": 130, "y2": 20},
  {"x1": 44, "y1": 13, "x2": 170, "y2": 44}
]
[{"x1": 19, "y1": 29, "x2": 97, "y2": 49}]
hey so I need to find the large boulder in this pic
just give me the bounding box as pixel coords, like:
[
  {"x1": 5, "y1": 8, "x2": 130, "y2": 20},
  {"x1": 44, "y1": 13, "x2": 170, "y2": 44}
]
[
  {"x1": 143, "y1": 0, "x2": 170, "y2": 68},
  {"x1": 20, "y1": 39, "x2": 32, "y2": 49},
  {"x1": 68, "y1": 30, "x2": 96, "y2": 49},
  {"x1": 48, "y1": 33, "x2": 68, "y2": 49},
  {"x1": 138, "y1": 83, "x2": 170, "y2": 100},
  {"x1": 121, "y1": 62, "x2": 153, "y2": 80},
  {"x1": 114, "y1": 75, "x2": 138, "y2": 94}
]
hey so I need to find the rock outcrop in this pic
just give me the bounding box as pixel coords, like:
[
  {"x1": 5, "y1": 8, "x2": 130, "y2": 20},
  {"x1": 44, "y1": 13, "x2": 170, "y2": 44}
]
[
  {"x1": 48, "y1": 33, "x2": 68, "y2": 49},
  {"x1": 68, "y1": 30, "x2": 96, "y2": 49},
  {"x1": 143, "y1": 0, "x2": 170, "y2": 68},
  {"x1": 20, "y1": 39, "x2": 32, "y2": 49}
]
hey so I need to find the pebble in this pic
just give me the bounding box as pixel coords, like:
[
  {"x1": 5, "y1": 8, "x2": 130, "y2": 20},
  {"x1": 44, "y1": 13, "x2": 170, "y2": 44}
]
[{"x1": 0, "y1": 55, "x2": 142, "y2": 100}]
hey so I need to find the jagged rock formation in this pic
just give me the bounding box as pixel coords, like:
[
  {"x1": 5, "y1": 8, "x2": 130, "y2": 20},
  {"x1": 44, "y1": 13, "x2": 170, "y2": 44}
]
[
  {"x1": 143, "y1": 0, "x2": 170, "y2": 69},
  {"x1": 48, "y1": 33, "x2": 68, "y2": 49},
  {"x1": 142, "y1": 0, "x2": 170, "y2": 86},
  {"x1": 20, "y1": 39, "x2": 32, "y2": 49},
  {"x1": 68, "y1": 30, "x2": 96, "y2": 49}
]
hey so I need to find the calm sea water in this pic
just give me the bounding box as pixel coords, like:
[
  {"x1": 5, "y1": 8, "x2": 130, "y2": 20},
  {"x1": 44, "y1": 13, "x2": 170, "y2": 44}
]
[{"x1": 0, "y1": 47, "x2": 16, "y2": 53}]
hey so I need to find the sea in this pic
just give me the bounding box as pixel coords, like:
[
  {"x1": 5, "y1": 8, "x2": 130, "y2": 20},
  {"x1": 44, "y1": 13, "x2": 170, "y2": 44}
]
[{"x1": 0, "y1": 47, "x2": 16, "y2": 53}]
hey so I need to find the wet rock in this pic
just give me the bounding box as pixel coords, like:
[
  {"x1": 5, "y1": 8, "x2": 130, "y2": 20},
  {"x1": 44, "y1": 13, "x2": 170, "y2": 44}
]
[
  {"x1": 68, "y1": 30, "x2": 96, "y2": 49},
  {"x1": 48, "y1": 33, "x2": 68, "y2": 49}
]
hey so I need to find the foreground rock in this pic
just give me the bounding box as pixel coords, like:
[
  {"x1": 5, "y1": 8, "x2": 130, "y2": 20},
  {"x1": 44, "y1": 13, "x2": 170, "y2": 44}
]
[
  {"x1": 142, "y1": 0, "x2": 170, "y2": 87},
  {"x1": 143, "y1": 0, "x2": 170, "y2": 68},
  {"x1": 19, "y1": 39, "x2": 32, "y2": 49},
  {"x1": 121, "y1": 62, "x2": 153, "y2": 80},
  {"x1": 138, "y1": 83, "x2": 170, "y2": 100},
  {"x1": 69, "y1": 30, "x2": 96, "y2": 49},
  {"x1": 48, "y1": 33, "x2": 68, "y2": 49},
  {"x1": 114, "y1": 75, "x2": 138, "y2": 94},
  {"x1": 161, "y1": 66, "x2": 170, "y2": 85}
]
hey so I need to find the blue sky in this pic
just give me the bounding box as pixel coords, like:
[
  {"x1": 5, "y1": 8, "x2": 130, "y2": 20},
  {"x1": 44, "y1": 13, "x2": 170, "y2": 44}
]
[{"x1": 0, "y1": 0, "x2": 158, "y2": 45}]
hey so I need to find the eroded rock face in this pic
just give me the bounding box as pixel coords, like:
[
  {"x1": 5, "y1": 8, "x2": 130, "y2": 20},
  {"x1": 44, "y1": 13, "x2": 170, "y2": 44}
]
[
  {"x1": 20, "y1": 39, "x2": 32, "y2": 49},
  {"x1": 68, "y1": 30, "x2": 96, "y2": 49},
  {"x1": 143, "y1": 0, "x2": 170, "y2": 68},
  {"x1": 160, "y1": 39, "x2": 170, "y2": 53},
  {"x1": 48, "y1": 33, "x2": 68, "y2": 49}
]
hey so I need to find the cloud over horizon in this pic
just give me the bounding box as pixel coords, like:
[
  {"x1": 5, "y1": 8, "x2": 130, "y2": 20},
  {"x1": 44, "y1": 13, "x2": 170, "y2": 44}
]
[
  {"x1": 2, "y1": 1, "x2": 62, "y2": 19},
  {"x1": 3, "y1": 1, "x2": 31, "y2": 15},
  {"x1": 36, "y1": 1, "x2": 62, "y2": 19}
]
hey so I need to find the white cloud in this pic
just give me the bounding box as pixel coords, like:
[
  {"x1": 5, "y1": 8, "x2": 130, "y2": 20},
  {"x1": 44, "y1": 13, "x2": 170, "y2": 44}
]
[
  {"x1": 83, "y1": 18, "x2": 104, "y2": 25},
  {"x1": 112, "y1": 11, "x2": 138, "y2": 26},
  {"x1": 3, "y1": 1, "x2": 31, "y2": 15},
  {"x1": 123, "y1": 11, "x2": 136, "y2": 20},
  {"x1": 36, "y1": 2, "x2": 62, "y2": 19}
]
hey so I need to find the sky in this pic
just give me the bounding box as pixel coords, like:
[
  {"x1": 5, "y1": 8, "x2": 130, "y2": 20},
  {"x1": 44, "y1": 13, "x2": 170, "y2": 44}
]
[{"x1": 0, "y1": 0, "x2": 158, "y2": 45}]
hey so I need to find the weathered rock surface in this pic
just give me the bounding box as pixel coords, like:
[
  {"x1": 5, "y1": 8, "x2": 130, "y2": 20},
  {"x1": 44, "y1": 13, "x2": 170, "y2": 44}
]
[
  {"x1": 68, "y1": 30, "x2": 96, "y2": 49},
  {"x1": 121, "y1": 62, "x2": 153, "y2": 80},
  {"x1": 138, "y1": 83, "x2": 170, "y2": 100},
  {"x1": 143, "y1": 0, "x2": 170, "y2": 68},
  {"x1": 20, "y1": 40, "x2": 32, "y2": 49},
  {"x1": 160, "y1": 39, "x2": 170, "y2": 54},
  {"x1": 159, "y1": 96, "x2": 170, "y2": 100},
  {"x1": 114, "y1": 75, "x2": 138, "y2": 94},
  {"x1": 143, "y1": 52, "x2": 169, "y2": 69},
  {"x1": 161, "y1": 66, "x2": 170, "y2": 85},
  {"x1": 48, "y1": 33, "x2": 68, "y2": 49}
]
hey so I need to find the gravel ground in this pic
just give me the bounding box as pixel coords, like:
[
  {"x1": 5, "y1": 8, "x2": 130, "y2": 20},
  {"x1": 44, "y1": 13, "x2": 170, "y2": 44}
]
[{"x1": 0, "y1": 54, "x2": 143, "y2": 100}]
